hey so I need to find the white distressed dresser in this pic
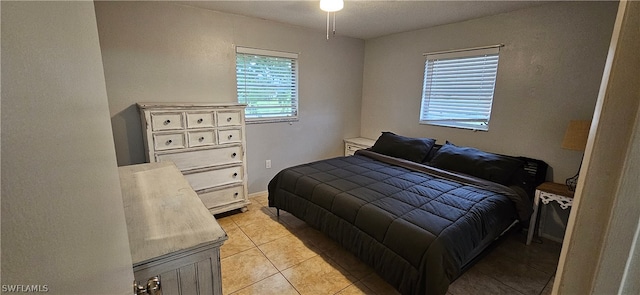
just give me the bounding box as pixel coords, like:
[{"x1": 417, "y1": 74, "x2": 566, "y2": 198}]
[
  {"x1": 119, "y1": 162, "x2": 227, "y2": 295},
  {"x1": 138, "y1": 103, "x2": 250, "y2": 214}
]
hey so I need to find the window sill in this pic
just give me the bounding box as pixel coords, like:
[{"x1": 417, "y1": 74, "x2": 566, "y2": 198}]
[
  {"x1": 419, "y1": 121, "x2": 489, "y2": 132},
  {"x1": 246, "y1": 117, "x2": 299, "y2": 125}
]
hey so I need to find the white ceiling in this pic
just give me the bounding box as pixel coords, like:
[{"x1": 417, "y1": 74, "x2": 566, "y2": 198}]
[{"x1": 179, "y1": 1, "x2": 553, "y2": 40}]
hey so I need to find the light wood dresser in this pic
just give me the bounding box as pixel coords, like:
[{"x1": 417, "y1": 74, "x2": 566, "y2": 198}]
[
  {"x1": 119, "y1": 162, "x2": 227, "y2": 295},
  {"x1": 138, "y1": 103, "x2": 250, "y2": 215}
]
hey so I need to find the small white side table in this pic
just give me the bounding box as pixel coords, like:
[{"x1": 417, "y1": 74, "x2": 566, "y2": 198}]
[
  {"x1": 344, "y1": 137, "x2": 376, "y2": 156},
  {"x1": 526, "y1": 182, "x2": 575, "y2": 245}
]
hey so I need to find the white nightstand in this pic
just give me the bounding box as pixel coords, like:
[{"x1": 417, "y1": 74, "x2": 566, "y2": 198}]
[
  {"x1": 526, "y1": 182, "x2": 575, "y2": 245},
  {"x1": 344, "y1": 137, "x2": 376, "y2": 156}
]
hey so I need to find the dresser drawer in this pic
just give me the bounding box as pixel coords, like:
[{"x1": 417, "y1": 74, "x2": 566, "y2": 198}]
[
  {"x1": 188, "y1": 130, "x2": 216, "y2": 147},
  {"x1": 218, "y1": 129, "x2": 242, "y2": 144},
  {"x1": 199, "y1": 186, "x2": 245, "y2": 209},
  {"x1": 154, "y1": 133, "x2": 186, "y2": 151},
  {"x1": 186, "y1": 112, "x2": 215, "y2": 129},
  {"x1": 156, "y1": 146, "x2": 242, "y2": 171},
  {"x1": 217, "y1": 111, "x2": 242, "y2": 127},
  {"x1": 184, "y1": 166, "x2": 243, "y2": 191},
  {"x1": 151, "y1": 112, "x2": 184, "y2": 131}
]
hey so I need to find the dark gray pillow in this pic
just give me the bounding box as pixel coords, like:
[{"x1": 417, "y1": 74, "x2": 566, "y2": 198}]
[
  {"x1": 371, "y1": 132, "x2": 436, "y2": 163},
  {"x1": 430, "y1": 142, "x2": 524, "y2": 185}
]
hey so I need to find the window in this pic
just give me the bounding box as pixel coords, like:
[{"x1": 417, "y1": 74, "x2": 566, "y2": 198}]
[
  {"x1": 236, "y1": 47, "x2": 299, "y2": 123},
  {"x1": 419, "y1": 46, "x2": 500, "y2": 131}
]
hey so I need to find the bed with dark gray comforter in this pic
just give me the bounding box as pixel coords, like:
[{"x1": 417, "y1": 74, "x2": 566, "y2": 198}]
[{"x1": 268, "y1": 134, "x2": 546, "y2": 295}]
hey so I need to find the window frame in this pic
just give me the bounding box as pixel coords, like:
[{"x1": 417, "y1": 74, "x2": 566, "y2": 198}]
[
  {"x1": 419, "y1": 46, "x2": 501, "y2": 131},
  {"x1": 236, "y1": 46, "x2": 299, "y2": 124}
]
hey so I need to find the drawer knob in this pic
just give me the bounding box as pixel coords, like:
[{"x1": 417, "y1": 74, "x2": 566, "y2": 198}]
[
  {"x1": 164, "y1": 119, "x2": 171, "y2": 125},
  {"x1": 197, "y1": 118, "x2": 203, "y2": 123},
  {"x1": 234, "y1": 192, "x2": 239, "y2": 197},
  {"x1": 147, "y1": 276, "x2": 161, "y2": 295},
  {"x1": 228, "y1": 135, "x2": 233, "y2": 139},
  {"x1": 166, "y1": 139, "x2": 173, "y2": 144},
  {"x1": 233, "y1": 173, "x2": 238, "y2": 177},
  {"x1": 199, "y1": 137, "x2": 205, "y2": 142},
  {"x1": 227, "y1": 117, "x2": 232, "y2": 122},
  {"x1": 231, "y1": 152, "x2": 237, "y2": 158}
]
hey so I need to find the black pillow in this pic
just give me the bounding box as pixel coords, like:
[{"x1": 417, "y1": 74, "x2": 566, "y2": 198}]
[
  {"x1": 430, "y1": 142, "x2": 524, "y2": 185},
  {"x1": 371, "y1": 132, "x2": 436, "y2": 163}
]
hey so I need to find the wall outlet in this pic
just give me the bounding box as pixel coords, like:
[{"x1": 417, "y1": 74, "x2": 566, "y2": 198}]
[{"x1": 266, "y1": 160, "x2": 271, "y2": 169}]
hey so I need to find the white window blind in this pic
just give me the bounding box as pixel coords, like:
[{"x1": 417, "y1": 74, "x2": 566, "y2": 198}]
[
  {"x1": 419, "y1": 47, "x2": 500, "y2": 131},
  {"x1": 236, "y1": 47, "x2": 299, "y2": 123}
]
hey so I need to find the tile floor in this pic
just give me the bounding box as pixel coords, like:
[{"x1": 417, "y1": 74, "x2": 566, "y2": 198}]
[{"x1": 215, "y1": 193, "x2": 562, "y2": 295}]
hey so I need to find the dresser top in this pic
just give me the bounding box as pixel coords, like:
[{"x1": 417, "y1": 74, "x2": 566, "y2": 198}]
[
  {"x1": 118, "y1": 162, "x2": 227, "y2": 265},
  {"x1": 137, "y1": 102, "x2": 246, "y2": 110}
]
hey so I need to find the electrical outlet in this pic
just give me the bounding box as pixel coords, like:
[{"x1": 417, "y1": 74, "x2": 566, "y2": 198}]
[{"x1": 266, "y1": 160, "x2": 271, "y2": 169}]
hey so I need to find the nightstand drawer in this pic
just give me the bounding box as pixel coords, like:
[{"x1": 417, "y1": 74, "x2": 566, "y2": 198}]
[
  {"x1": 153, "y1": 133, "x2": 186, "y2": 151},
  {"x1": 151, "y1": 112, "x2": 184, "y2": 131},
  {"x1": 344, "y1": 137, "x2": 376, "y2": 156},
  {"x1": 345, "y1": 144, "x2": 367, "y2": 156}
]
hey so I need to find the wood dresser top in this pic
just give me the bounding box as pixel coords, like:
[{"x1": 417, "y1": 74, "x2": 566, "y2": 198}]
[{"x1": 119, "y1": 162, "x2": 227, "y2": 266}]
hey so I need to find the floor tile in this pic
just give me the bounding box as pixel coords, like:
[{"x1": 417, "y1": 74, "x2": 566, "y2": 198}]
[
  {"x1": 320, "y1": 243, "x2": 374, "y2": 280},
  {"x1": 216, "y1": 215, "x2": 238, "y2": 231},
  {"x1": 221, "y1": 247, "x2": 279, "y2": 294},
  {"x1": 231, "y1": 202, "x2": 277, "y2": 227},
  {"x1": 282, "y1": 255, "x2": 356, "y2": 295},
  {"x1": 359, "y1": 273, "x2": 401, "y2": 295},
  {"x1": 250, "y1": 193, "x2": 269, "y2": 206},
  {"x1": 296, "y1": 227, "x2": 342, "y2": 253},
  {"x1": 239, "y1": 218, "x2": 291, "y2": 246},
  {"x1": 335, "y1": 281, "x2": 376, "y2": 295},
  {"x1": 472, "y1": 251, "x2": 550, "y2": 295},
  {"x1": 278, "y1": 212, "x2": 311, "y2": 232},
  {"x1": 220, "y1": 226, "x2": 255, "y2": 259},
  {"x1": 540, "y1": 276, "x2": 555, "y2": 295},
  {"x1": 489, "y1": 232, "x2": 562, "y2": 275},
  {"x1": 448, "y1": 266, "x2": 524, "y2": 295},
  {"x1": 217, "y1": 201, "x2": 560, "y2": 295},
  {"x1": 230, "y1": 273, "x2": 300, "y2": 295},
  {"x1": 258, "y1": 234, "x2": 319, "y2": 271}
]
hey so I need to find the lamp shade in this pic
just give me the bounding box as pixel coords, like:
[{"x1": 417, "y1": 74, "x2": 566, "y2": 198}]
[
  {"x1": 561, "y1": 120, "x2": 591, "y2": 151},
  {"x1": 320, "y1": 0, "x2": 344, "y2": 12}
]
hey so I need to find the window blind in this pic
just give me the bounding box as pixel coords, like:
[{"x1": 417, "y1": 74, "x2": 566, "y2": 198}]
[
  {"x1": 236, "y1": 47, "x2": 299, "y2": 123},
  {"x1": 419, "y1": 47, "x2": 500, "y2": 131}
]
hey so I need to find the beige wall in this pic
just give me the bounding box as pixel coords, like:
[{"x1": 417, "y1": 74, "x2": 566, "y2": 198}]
[
  {"x1": 94, "y1": 1, "x2": 364, "y2": 193},
  {"x1": 1, "y1": 2, "x2": 133, "y2": 293},
  {"x1": 360, "y1": 1, "x2": 617, "y2": 184}
]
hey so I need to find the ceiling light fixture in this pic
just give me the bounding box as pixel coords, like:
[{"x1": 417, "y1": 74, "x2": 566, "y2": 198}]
[{"x1": 320, "y1": 0, "x2": 344, "y2": 40}]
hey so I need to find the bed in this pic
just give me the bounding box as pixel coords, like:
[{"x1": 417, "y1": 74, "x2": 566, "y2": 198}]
[{"x1": 268, "y1": 132, "x2": 547, "y2": 294}]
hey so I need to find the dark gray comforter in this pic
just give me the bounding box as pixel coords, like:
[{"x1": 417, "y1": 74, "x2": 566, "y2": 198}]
[{"x1": 268, "y1": 150, "x2": 529, "y2": 294}]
